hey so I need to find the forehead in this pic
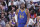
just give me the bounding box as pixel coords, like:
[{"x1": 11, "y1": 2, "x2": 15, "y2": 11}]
[
  {"x1": 21, "y1": 3, "x2": 25, "y2": 5},
  {"x1": 21, "y1": 4, "x2": 25, "y2": 6}
]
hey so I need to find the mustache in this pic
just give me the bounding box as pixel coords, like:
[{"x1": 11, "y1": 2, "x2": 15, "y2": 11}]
[{"x1": 20, "y1": 7, "x2": 25, "y2": 9}]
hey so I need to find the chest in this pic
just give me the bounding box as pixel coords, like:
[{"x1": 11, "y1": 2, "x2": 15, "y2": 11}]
[{"x1": 18, "y1": 10, "x2": 26, "y2": 15}]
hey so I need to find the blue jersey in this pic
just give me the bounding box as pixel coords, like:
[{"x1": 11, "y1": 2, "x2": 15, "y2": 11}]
[{"x1": 18, "y1": 9, "x2": 27, "y2": 24}]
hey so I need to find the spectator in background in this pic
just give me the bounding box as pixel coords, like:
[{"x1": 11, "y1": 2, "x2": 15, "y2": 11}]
[
  {"x1": 37, "y1": 11, "x2": 40, "y2": 27},
  {"x1": 8, "y1": 0, "x2": 16, "y2": 12},
  {"x1": 8, "y1": 10, "x2": 15, "y2": 20},
  {"x1": 8, "y1": 17, "x2": 15, "y2": 27},
  {"x1": 0, "y1": 16, "x2": 5, "y2": 27},
  {"x1": 0, "y1": 0, "x2": 4, "y2": 5},
  {"x1": 6, "y1": 23, "x2": 11, "y2": 27},
  {"x1": 20, "y1": 0, "x2": 25, "y2": 3},
  {"x1": 16, "y1": 0, "x2": 25, "y2": 9},
  {"x1": 30, "y1": 10, "x2": 37, "y2": 18},
  {"x1": 0, "y1": 20, "x2": 2, "y2": 27},
  {"x1": 27, "y1": 1, "x2": 35, "y2": 9},
  {"x1": 29, "y1": 6, "x2": 37, "y2": 13},
  {"x1": 5, "y1": 12, "x2": 9, "y2": 22},
  {"x1": 37, "y1": 6, "x2": 40, "y2": 16},
  {"x1": 35, "y1": 3, "x2": 38, "y2": 12},
  {"x1": 38, "y1": 1, "x2": 40, "y2": 5},
  {"x1": 2, "y1": 2, "x2": 6, "y2": 11},
  {"x1": 25, "y1": 1, "x2": 28, "y2": 8},
  {"x1": 11, "y1": 6, "x2": 15, "y2": 11},
  {"x1": 0, "y1": 0, "x2": 8, "y2": 12},
  {"x1": 8, "y1": 0, "x2": 16, "y2": 6},
  {"x1": 1, "y1": 12, "x2": 8, "y2": 23},
  {"x1": 8, "y1": 11, "x2": 11, "y2": 21},
  {"x1": 29, "y1": 9, "x2": 37, "y2": 27},
  {"x1": 0, "y1": 5, "x2": 2, "y2": 13},
  {"x1": 8, "y1": 6, "x2": 15, "y2": 20},
  {"x1": 0, "y1": 0, "x2": 7, "y2": 8}
]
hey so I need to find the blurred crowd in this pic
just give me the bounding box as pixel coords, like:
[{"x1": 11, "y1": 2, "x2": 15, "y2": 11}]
[{"x1": 0, "y1": 0, "x2": 40, "y2": 27}]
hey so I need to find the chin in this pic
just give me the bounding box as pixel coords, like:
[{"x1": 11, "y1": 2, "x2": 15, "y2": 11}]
[{"x1": 21, "y1": 8, "x2": 24, "y2": 9}]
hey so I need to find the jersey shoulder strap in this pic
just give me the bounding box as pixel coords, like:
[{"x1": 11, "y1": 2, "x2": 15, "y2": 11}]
[{"x1": 25, "y1": 9, "x2": 27, "y2": 15}]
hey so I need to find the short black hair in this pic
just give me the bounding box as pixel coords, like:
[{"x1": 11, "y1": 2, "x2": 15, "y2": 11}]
[{"x1": 2, "y1": 2, "x2": 6, "y2": 6}]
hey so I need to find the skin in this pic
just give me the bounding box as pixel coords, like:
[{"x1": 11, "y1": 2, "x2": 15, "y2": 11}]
[
  {"x1": 8, "y1": 17, "x2": 15, "y2": 27},
  {"x1": 37, "y1": 16, "x2": 40, "y2": 22},
  {"x1": 0, "y1": 25, "x2": 2, "y2": 27},
  {"x1": 30, "y1": 1, "x2": 33, "y2": 5},
  {"x1": 11, "y1": 6, "x2": 15, "y2": 13},
  {"x1": 37, "y1": 16, "x2": 40, "y2": 27},
  {"x1": 39, "y1": 9, "x2": 40, "y2": 12},
  {"x1": 16, "y1": 3, "x2": 30, "y2": 27},
  {"x1": 6, "y1": 24, "x2": 11, "y2": 27}
]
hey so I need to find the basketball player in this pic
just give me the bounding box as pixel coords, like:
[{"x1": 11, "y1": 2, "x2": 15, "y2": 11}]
[{"x1": 16, "y1": 2, "x2": 30, "y2": 27}]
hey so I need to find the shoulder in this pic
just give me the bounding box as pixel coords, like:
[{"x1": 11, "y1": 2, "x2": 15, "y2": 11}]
[
  {"x1": 16, "y1": 9, "x2": 19, "y2": 13},
  {"x1": 26, "y1": 9, "x2": 29, "y2": 12},
  {"x1": 25, "y1": 9, "x2": 29, "y2": 15},
  {"x1": 26, "y1": 9, "x2": 29, "y2": 11},
  {"x1": 16, "y1": 9, "x2": 19, "y2": 11}
]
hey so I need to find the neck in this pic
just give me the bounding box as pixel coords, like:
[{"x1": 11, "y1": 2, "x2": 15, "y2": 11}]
[
  {"x1": 21, "y1": 8, "x2": 25, "y2": 9},
  {"x1": 21, "y1": 8, "x2": 24, "y2": 10}
]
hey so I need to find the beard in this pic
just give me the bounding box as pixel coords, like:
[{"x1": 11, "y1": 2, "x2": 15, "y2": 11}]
[{"x1": 20, "y1": 7, "x2": 25, "y2": 9}]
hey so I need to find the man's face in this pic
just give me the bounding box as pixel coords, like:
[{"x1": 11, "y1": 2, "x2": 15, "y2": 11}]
[
  {"x1": 30, "y1": 10, "x2": 34, "y2": 14},
  {"x1": 20, "y1": 3, "x2": 25, "y2": 9},
  {"x1": 30, "y1": 1, "x2": 33, "y2": 5},
  {"x1": 1, "y1": 14, "x2": 4, "y2": 18}
]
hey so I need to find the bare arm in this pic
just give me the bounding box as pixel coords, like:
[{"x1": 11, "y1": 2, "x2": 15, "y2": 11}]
[
  {"x1": 15, "y1": 9, "x2": 19, "y2": 26},
  {"x1": 26, "y1": 9, "x2": 30, "y2": 25},
  {"x1": 16, "y1": 9, "x2": 19, "y2": 15},
  {"x1": 15, "y1": 9, "x2": 19, "y2": 22}
]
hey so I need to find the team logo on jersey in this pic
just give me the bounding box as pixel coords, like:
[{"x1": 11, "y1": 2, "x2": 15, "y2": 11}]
[{"x1": 20, "y1": 13, "x2": 24, "y2": 19}]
